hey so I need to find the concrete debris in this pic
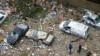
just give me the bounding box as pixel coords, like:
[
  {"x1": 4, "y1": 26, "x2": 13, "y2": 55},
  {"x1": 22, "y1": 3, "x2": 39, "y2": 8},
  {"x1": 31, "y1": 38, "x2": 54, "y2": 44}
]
[
  {"x1": 32, "y1": 53, "x2": 35, "y2": 56},
  {"x1": 38, "y1": 40, "x2": 43, "y2": 45},
  {"x1": 0, "y1": 42, "x2": 9, "y2": 54},
  {"x1": 55, "y1": 53, "x2": 59, "y2": 56},
  {"x1": 96, "y1": 34, "x2": 98, "y2": 37},
  {"x1": 11, "y1": 50, "x2": 14, "y2": 53},
  {"x1": 5, "y1": 25, "x2": 8, "y2": 27},
  {"x1": 48, "y1": 48, "x2": 52, "y2": 51},
  {"x1": 20, "y1": 40, "x2": 24, "y2": 43},
  {"x1": 0, "y1": 0, "x2": 100, "y2": 56},
  {"x1": 68, "y1": 9, "x2": 73, "y2": 12},
  {"x1": 45, "y1": 11, "x2": 57, "y2": 20},
  {"x1": 49, "y1": 52, "x2": 54, "y2": 55},
  {"x1": 92, "y1": 53, "x2": 97, "y2": 56},
  {"x1": 82, "y1": 45, "x2": 88, "y2": 50},
  {"x1": 57, "y1": 38, "x2": 61, "y2": 41},
  {"x1": 38, "y1": 44, "x2": 46, "y2": 49},
  {"x1": 27, "y1": 47, "x2": 31, "y2": 51},
  {"x1": 0, "y1": 29, "x2": 4, "y2": 34},
  {"x1": 14, "y1": 48, "x2": 20, "y2": 51}
]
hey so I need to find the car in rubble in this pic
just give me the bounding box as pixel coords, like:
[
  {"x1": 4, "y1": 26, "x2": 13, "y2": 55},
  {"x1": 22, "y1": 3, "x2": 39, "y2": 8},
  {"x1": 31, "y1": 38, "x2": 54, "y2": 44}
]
[
  {"x1": 0, "y1": 10, "x2": 8, "y2": 24},
  {"x1": 7, "y1": 24, "x2": 29, "y2": 45},
  {"x1": 59, "y1": 20, "x2": 89, "y2": 38},
  {"x1": 43, "y1": 34, "x2": 54, "y2": 45},
  {"x1": 82, "y1": 10, "x2": 100, "y2": 28},
  {"x1": 25, "y1": 29, "x2": 55, "y2": 45}
]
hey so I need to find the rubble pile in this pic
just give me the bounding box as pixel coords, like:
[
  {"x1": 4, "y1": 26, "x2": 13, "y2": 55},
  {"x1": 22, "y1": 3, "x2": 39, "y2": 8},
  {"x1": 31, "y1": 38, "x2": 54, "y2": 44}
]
[{"x1": 0, "y1": 0, "x2": 100, "y2": 56}]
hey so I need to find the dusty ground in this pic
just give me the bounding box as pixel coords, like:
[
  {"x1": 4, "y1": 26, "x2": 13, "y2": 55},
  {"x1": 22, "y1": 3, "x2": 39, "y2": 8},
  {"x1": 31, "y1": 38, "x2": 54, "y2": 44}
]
[
  {"x1": 0, "y1": 16, "x2": 100, "y2": 56},
  {"x1": 0, "y1": 0, "x2": 100, "y2": 56}
]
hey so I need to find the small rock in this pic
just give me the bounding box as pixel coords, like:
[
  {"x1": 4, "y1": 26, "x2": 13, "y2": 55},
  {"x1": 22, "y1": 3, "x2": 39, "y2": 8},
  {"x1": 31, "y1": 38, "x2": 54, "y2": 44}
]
[
  {"x1": 48, "y1": 48, "x2": 52, "y2": 51},
  {"x1": 5, "y1": 46, "x2": 8, "y2": 50},
  {"x1": 39, "y1": 44, "x2": 46, "y2": 48},
  {"x1": 5, "y1": 9, "x2": 11, "y2": 15},
  {"x1": 68, "y1": 9, "x2": 73, "y2": 12},
  {"x1": 21, "y1": 40, "x2": 24, "y2": 43},
  {"x1": 58, "y1": 32, "x2": 61, "y2": 35},
  {"x1": 5, "y1": 25, "x2": 8, "y2": 27},
  {"x1": 3, "y1": 51, "x2": 7, "y2": 54},
  {"x1": 15, "y1": 48, "x2": 20, "y2": 51},
  {"x1": 18, "y1": 22, "x2": 20, "y2": 24},
  {"x1": 82, "y1": 45, "x2": 87, "y2": 50},
  {"x1": 22, "y1": 20, "x2": 25, "y2": 23},
  {"x1": 96, "y1": 34, "x2": 98, "y2": 37},
  {"x1": 43, "y1": 7, "x2": 46, "y2": 11},
  {"x1": 0, "y1": 29, "x2": 4, "y2": 33},
  {"x1": 49, "y1": 52, "x2": 54, "y2": 55},
  {"x1": 55, "y1": 54, "x2": 59, "y2": 56},
  {"x1": 27, "y1": 47, "x2": 30, "y2": 51},
  {"x1": 57, "y1": 38, "x2": 61, "y2": 41},
  {"x1": 11, "y1": 50, "x2": 14, "y2": 53},
  {"x1": 32, "y1": 53, "x2": 34, "y2": 56},
  {"x1": 92, "y1": 53, "x2": 97, "y2": 56},
  {"x1": 19, "y1": 48, "x2": 23, "y2": 51}
]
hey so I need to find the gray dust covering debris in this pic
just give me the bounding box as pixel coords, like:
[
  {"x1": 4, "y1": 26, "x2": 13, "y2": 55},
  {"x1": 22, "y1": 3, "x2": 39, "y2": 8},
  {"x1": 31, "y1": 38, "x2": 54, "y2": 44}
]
[{"x1": 0, "y1": 0, "x2": 100, "y2": 56}]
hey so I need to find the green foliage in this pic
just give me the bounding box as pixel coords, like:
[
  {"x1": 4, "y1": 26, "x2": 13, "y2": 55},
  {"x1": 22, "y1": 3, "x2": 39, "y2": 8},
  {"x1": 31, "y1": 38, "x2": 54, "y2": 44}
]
[
  {"x1": 0, "y1": 17, "x2": 12, "y2": 28},
  {"x1": 20, "y1": 51, "x2": 28, "y2": 56},
  {"x1": 9, "y1": 0, "x2": 46, "y2": 19}
]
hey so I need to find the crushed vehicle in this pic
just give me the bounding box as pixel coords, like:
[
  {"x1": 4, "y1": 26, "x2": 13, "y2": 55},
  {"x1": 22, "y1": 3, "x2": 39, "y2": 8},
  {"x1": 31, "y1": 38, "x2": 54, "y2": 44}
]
[
  {"x1": 0, "y1": 10, "x2": 8, "y2": 24},
  {"x1": 7, "y1": 24, "x2": 29, "y2": 45},
  {"x1": 43, "y1": 34, "x2": 54, "y2": 45},
  {"x1": 59, "y1": 20, "x2": 89, "y2": 38},
  {"x1": 82, "y1": 10, "x2": 100, "y2": 28},
  {"x1": 25, "y1": 29, "x2": 55, "y2": 45}
]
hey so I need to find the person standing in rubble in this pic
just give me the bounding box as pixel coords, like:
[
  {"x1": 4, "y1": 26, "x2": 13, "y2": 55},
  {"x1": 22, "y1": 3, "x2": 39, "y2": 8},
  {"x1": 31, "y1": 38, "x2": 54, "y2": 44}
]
[
  {"x1": 77, "y1": 44, "x2": 82, "y2": 53},
  {"x1": 67, "y1": 42, "x2": 73, "y2": 54}
]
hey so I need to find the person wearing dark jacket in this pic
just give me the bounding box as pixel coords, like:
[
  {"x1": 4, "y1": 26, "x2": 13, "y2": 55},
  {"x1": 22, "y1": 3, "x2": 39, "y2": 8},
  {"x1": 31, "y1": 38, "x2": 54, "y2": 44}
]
[
  {"x1": 77, "y1": 44, "x2": 82, "y2": 53},
  {"x1": 68, "y1": 43, "x2": 73, "y2": 54}
]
